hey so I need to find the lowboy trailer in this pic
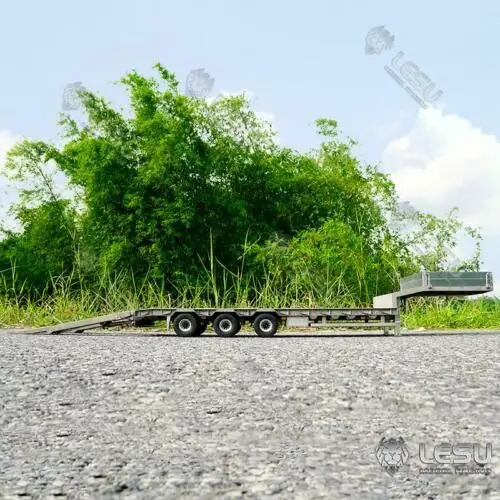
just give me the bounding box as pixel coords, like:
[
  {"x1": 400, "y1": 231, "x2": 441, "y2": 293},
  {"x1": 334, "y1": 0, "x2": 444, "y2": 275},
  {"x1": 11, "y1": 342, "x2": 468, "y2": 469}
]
[{"x1": 22, "y1": 272, "x2": 493, "y2": 336}]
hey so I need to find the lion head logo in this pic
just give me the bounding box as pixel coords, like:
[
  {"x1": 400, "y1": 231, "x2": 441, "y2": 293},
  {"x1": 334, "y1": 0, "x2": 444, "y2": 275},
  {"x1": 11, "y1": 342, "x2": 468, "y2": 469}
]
[
  {"x1": 62, "y1": 82, "x2": 86, "y2": 111},
  {"x1": 375, "y1": 437, "x2": 409, "y2": 474},
  {"x1": 185, "y1": 68, "x2": 215, "y2": 98},
  {"x1": 365, "y1": 26, "x2": 395, "y2": 55}
]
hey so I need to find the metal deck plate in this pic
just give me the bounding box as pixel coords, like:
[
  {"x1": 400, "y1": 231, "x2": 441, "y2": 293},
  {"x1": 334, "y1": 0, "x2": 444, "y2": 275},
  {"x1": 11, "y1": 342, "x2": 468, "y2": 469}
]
[{"x1": 398, "y1": 271, "x2": 493, "y2": 298}]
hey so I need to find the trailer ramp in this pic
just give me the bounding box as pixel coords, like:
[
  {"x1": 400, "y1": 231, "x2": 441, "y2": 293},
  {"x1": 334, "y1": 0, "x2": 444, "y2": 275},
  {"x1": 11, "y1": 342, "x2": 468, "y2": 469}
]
[{"x1": 20, "y1": 311, "x2": 134, "y2": 335}]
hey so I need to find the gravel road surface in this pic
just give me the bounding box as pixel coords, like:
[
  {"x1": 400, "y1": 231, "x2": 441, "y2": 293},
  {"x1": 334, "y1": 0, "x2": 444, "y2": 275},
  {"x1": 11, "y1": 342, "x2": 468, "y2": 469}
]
[{"x1": 1, "y1": 330, "x2": 499, "y2": 499}]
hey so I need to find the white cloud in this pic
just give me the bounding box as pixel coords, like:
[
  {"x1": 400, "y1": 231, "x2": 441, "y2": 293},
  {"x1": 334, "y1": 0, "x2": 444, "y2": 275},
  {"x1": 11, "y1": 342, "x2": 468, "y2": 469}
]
[{"x1": 382, "y1": 108, "x2": 500, "y2": 236}]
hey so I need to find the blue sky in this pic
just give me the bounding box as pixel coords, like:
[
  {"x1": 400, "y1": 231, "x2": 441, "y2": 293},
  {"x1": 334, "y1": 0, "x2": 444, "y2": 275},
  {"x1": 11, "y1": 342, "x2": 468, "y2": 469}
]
[{"x1": 1, "y1": 0, "x2": 499, "y2": 289}]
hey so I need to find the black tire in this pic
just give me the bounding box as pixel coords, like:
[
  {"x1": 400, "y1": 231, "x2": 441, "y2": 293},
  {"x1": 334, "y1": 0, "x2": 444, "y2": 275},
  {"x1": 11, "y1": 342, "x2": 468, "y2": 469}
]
[
  {"x1": 213, "y1": 313, "x2": 241, "y2": 337},
  {"x1": 193, "y1": 320, "x2": 208, "y2": 336},
  {"x1": 253, "y1": 313, "x2": 279, "y2": 337},
  {"x1": 173, "y1": 313, "x2": 200, "y2": 337}
]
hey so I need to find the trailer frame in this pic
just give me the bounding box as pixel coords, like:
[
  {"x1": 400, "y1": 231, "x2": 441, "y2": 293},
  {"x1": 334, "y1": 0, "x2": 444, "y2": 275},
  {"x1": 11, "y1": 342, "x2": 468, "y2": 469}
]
[{"x1": 132, "y1": 307, "x2": 400, "y2": 336}]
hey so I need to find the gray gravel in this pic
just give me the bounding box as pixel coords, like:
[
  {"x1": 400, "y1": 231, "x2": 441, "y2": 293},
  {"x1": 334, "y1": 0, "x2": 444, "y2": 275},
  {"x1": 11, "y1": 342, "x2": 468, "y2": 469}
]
[{"x1": 1, "y1": 330, "x2": 499, "y2": 499}]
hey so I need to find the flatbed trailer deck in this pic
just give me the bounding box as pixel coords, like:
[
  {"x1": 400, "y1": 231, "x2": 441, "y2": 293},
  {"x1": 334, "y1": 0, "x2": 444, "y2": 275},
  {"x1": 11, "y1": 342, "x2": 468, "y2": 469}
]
[
  {"x1": 136, "y1": 307, "x2": 400, "y2": 336},
  {"x1": 15, "y1": 271, "x2": 493, "y2": 337}
]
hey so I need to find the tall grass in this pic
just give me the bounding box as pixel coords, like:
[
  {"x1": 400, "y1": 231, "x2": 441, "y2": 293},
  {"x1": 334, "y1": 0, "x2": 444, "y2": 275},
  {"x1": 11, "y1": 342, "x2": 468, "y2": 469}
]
[
  {"x1": 403, "y1": 296, "x2": 500, "y2": 330},
  {"x1": 1, "y1": 261, "x2": 500, "y2": 329},
  {"x1": 0, "y1": 263, "x2": 345, "y2": 327}
]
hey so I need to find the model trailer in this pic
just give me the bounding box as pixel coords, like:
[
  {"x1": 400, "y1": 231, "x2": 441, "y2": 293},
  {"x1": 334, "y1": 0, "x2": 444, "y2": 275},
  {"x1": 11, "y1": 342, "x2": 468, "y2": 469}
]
[{"x1": 22, "y1": 272, "x2": 493, "y2": 337}]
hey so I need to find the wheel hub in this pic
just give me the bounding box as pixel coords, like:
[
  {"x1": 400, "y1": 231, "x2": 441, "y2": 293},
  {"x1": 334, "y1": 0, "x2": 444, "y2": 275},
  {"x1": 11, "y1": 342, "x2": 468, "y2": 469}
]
[
  {"x1": 219, "y1": 319, "x2": 233, "y2": 332},
  {"x1": 179, "y1": 319, "x2": 192, "y2": 332},
  {"x1": 259, "y1": 319, "x2": 273, "y2": 332}
]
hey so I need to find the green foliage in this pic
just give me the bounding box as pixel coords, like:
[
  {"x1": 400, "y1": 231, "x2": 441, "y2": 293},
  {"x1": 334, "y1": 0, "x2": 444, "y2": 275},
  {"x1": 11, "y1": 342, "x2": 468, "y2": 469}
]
[
  {"x1": 0, "y1": 64, "x2": 483, "y2": 314},
  {"x1": 403, "y1": 297, "x2": 500, "y2": 330},
  {"x1": 0, "y1": 201, "x2": 77, "y2": 295}
]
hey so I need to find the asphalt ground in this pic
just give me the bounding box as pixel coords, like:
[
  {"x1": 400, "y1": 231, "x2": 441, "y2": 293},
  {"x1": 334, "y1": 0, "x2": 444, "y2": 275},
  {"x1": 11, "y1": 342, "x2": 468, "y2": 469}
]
[{"x1": 1, "y1": 329, "x2": 499, "y2": 499}]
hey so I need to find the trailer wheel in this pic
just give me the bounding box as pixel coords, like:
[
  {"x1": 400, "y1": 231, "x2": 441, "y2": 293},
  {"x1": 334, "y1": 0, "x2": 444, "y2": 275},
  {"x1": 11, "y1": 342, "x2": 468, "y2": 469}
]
[
  {"x1": 253, "y1": 313, "x2": 279, "y2": 337},
  {"x1": 213, "y1": 313, "x2": 241, "y2": 337},
  {"x1": 193, "y1": 319, "x2": 208, "y2": 336},
  {"x1": 173, "y1": 313, "x2": 200, "y2": 337}
]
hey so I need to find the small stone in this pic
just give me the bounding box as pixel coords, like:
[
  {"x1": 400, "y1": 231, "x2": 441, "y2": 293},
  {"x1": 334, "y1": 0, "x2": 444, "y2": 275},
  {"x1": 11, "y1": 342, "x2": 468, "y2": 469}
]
[{"x1": 206, "y1": 408, "x2": 222, "y2": 414}]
